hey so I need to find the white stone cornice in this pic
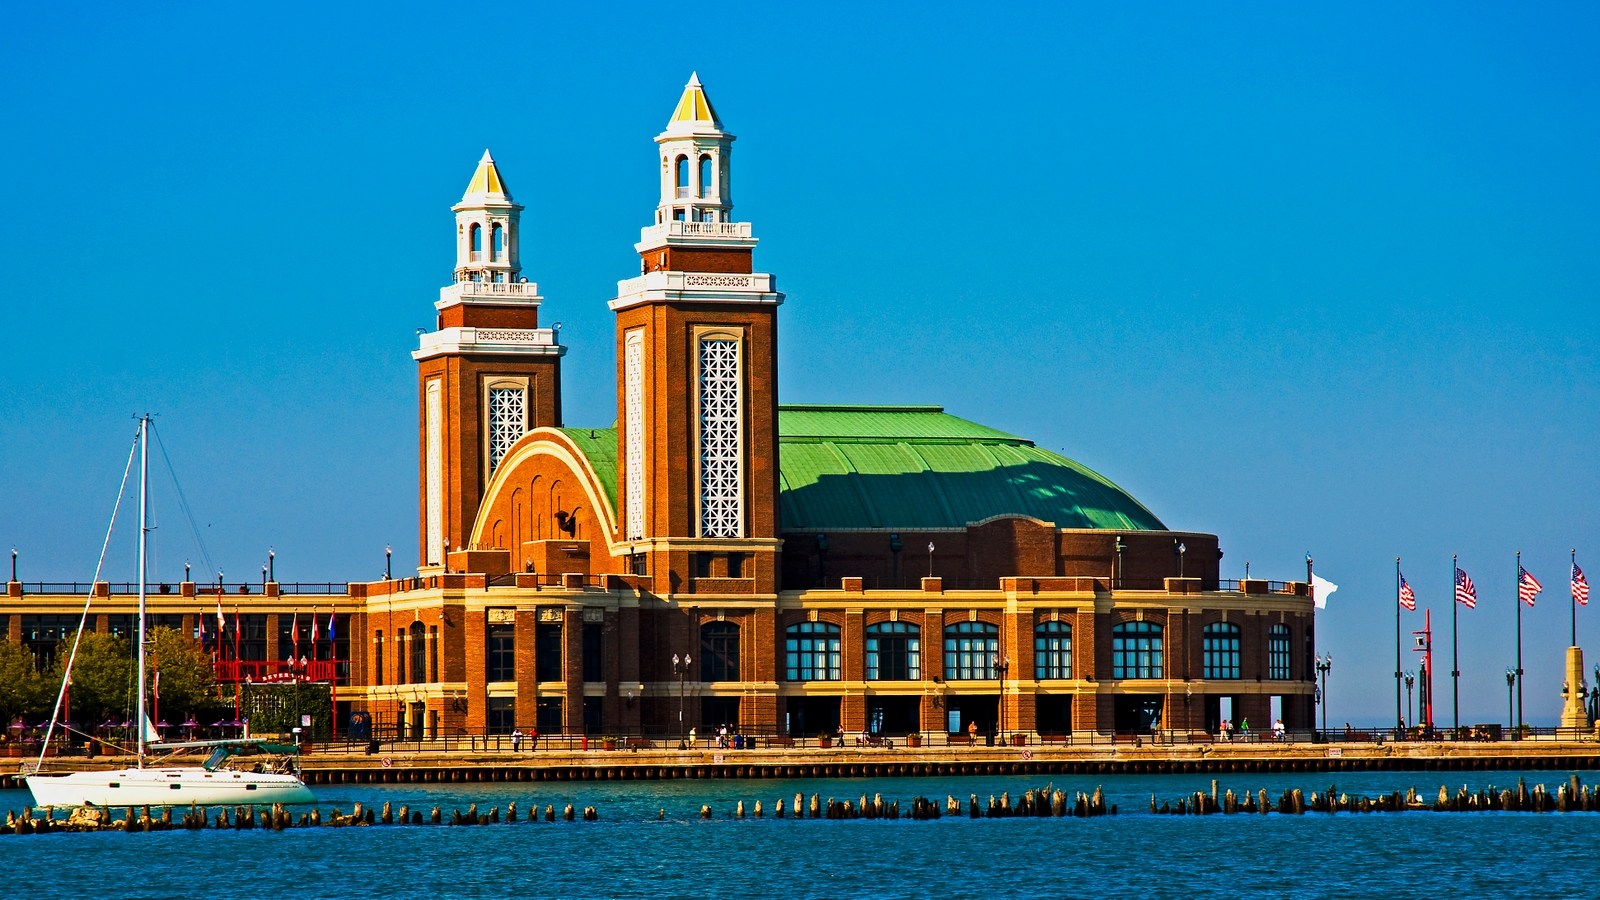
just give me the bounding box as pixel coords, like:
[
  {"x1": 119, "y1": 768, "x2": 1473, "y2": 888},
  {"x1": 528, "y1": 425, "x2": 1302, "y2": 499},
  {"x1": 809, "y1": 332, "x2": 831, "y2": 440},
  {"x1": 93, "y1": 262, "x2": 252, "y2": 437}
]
[
  {"x1": 412, "y1": 327, "x2": 566, "y2": 360},
  {"x1": 437, "y1": 281, "x2": 542, "y2": 309},
  {"x1": 635, "y1": 221, "x2": 757, "y2": 253},
  {"x1": 609, "y1": 270, "x2": 783, "y2": 312}
]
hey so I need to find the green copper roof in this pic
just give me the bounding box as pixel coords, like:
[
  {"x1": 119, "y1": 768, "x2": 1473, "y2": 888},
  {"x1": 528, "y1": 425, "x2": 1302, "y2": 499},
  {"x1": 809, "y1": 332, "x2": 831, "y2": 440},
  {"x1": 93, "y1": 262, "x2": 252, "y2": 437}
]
[
  {"x1": 559, "y1": 427, "x2": 618, "y2": 515},
  {"x1": 776, "y1": 405, "x2": 1165, "y2": 531},
  {"x1": 564, "y1": 405, "x2": 1165, "y2": 533}
]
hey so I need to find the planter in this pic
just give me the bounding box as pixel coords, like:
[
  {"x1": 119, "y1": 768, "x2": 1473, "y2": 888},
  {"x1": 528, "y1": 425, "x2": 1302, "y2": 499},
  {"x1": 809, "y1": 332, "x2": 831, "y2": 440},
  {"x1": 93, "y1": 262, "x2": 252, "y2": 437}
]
[
  {"x1": 5, "y1": 745, "x2": 21, "y2": 758},
  {"x1": 602, "y1": 739, "x2": 618, "y2": 751},
  {"x1": 817, "y1": 736, "x2": 833, "y2": 749},
  {"x1": 1010, "y1": 734, "x2": 1027, "y2": 747},
  {"x1": 907, "y1": 735, "x2": 922, "y2": 748}
]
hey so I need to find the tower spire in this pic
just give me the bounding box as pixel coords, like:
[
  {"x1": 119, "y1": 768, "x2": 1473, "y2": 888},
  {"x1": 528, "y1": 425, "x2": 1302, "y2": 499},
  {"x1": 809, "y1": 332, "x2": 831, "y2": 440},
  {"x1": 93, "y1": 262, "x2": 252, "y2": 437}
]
[{"x1": 452, "y1": 148, "x2": 521, "y2": 284}]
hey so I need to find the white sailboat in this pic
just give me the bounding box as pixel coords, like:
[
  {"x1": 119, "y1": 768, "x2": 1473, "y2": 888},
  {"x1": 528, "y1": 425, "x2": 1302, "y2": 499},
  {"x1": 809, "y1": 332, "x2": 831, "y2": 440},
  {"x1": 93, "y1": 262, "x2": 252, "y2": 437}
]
[{"x1": 25, "y1": 416, "x2": 316, "y2": 807}]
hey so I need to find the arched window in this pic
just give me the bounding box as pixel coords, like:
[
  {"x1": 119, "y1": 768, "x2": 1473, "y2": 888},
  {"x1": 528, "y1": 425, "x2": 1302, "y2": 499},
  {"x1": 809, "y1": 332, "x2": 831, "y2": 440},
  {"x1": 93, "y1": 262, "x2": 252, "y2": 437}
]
[
  {"x1": 699, "y1": 155, "x2": 713, "y2": 197},
  {"x1": 943, "y1": 621, "x2": 998, "y2": 680},
  {"x1": 1034, "y1": 620, "x2": 1071, "y2": 680},
  {"x1": 700, "y1": 622, "x2": 739, "y2": 681},
  {"x1": 410, "y1": 622, "x2": 427, "y2": 684},
  {"x1": 1112, "y1": 621, "x2": 1163, "y2": 679},
  {"x1": 469, "y1": 223, "x2": 482, "y2": 260},
  {"x1": 490, "y1": 223, "x2": 502, "y2": 261},
  {"x1": 1269, "y1": 624, "x2": 1292, "y2": 680},
  {"x1": 866, "y1": 621, "x2": 919, "y2": 680},
  {"x1": 1203, "y1": 622, "x2": 1241, "y2": 679},
  {"x1": 675, "y1": 155, "x2": 689, "y2": 197},
  {"x1": 785, "y1": 621, "x2": 840, "y2": 681}
]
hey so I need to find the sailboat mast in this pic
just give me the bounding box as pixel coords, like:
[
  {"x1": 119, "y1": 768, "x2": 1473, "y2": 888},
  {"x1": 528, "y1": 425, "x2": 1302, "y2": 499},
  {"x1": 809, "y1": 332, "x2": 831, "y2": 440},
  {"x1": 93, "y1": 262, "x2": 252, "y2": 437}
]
[{"x1": 136, "y1": 415, "x2": 149, "y2": 764}]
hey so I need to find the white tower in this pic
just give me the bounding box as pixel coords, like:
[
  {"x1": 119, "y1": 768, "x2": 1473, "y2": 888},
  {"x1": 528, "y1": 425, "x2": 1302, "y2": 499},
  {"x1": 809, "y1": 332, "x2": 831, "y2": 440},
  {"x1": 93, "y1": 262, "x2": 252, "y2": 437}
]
[
  {"x1": 654, "y1": 73, "x2": 734, "y2": 226},
  {"x1": 453, "y1": 150, "x2": 522, "y2": 284}
]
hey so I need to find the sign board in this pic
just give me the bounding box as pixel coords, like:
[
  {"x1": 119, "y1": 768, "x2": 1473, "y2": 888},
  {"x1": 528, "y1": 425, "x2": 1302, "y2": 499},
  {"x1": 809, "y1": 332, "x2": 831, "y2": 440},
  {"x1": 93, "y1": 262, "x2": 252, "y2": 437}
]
[
  {"x1": 301, "y1": 714, "x2": 312, "y2": 727},
  {"x1": 1327, "y1": 747, "x2": 1343, "y2": 758}
]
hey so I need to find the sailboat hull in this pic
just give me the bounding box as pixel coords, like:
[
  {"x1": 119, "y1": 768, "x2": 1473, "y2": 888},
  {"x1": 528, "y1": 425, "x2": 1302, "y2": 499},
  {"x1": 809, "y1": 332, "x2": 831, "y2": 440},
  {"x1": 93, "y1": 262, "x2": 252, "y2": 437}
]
[{"x1": 25, "y1": 767, "x2": 316, "y2": 807}]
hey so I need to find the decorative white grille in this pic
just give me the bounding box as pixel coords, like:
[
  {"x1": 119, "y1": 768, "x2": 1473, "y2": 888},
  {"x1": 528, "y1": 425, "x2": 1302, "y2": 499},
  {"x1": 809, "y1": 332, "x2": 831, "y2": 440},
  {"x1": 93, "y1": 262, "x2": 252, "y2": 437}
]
[
  {"x1": 486, "y1": 386, "x2": 526, "y2": 475},
  {"x1": 425, "y1": 381, "x2": 443, "y2": 565},
  {"x1": 624, "y1": 332, "x2": 645, "y2": 541},
  {"x1": 698, "y1": 338, "x2": 742, "y2": 537}
]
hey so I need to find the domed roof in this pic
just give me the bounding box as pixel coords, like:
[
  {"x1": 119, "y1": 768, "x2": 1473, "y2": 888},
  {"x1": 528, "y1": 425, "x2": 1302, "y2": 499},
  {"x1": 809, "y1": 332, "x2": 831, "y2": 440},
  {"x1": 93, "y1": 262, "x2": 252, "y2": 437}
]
[
  {"x1": 565, "y1": 405, "x2": 1165, "y2": 535},
  {"x1": 776, "y1": 405, "x2": 1165, "y2": 532}
]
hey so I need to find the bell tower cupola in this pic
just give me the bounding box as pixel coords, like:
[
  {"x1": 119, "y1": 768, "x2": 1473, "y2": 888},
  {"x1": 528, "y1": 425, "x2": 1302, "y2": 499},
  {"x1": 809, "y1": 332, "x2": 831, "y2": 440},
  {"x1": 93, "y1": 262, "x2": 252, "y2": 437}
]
[
  {"x1": 655, "y1": 72, "x2": 733, "y2": 227},
  {"x1": 453, "y1": 150, "x2": 521, "y2": 285}
]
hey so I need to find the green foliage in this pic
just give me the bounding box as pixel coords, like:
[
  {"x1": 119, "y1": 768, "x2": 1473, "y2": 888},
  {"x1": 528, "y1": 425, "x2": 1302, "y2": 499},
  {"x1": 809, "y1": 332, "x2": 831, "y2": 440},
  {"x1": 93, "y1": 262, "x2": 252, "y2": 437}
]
[
  {"x1": 55, "y1": 630, "x2": 133, "y2": 726},
  {"x1": 240, "y1": 682, "x2": 331, "y2": 738},
  {"x1": 0, "y1": 639, "x2": 48, "y2": 724},
  {"x1": 146, "y1": 626, "x2": 217, "y2": 721}
]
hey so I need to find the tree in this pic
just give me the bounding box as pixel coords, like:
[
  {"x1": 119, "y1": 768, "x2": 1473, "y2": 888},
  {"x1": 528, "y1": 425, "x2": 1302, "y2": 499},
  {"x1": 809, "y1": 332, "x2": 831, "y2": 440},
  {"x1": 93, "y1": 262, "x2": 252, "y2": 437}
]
[
  {"x1": 0, "y1": 640, "x2": 47, "y2": 725},
  {"x1": 145, "y1": 626, "x2": 217, "y2": 723},
  {"x1": 51, "y1": 631, "x2": 133, "y2": 727}
]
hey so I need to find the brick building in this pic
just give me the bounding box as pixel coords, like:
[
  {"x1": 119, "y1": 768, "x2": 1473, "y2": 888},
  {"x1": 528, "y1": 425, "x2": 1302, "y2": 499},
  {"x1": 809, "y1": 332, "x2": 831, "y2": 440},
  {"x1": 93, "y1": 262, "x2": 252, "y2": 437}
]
[{"x1": 3, "y1": 74, "x2": 1316, "y2": 741}]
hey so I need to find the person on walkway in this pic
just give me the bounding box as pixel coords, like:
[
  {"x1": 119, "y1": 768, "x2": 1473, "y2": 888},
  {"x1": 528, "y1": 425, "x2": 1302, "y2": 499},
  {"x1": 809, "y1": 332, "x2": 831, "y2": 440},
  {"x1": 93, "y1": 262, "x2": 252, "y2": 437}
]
[
  {"x1": 1239, "y1": 718, "x2": 1249, "y2": 738},
  {"x1": 688, "y1": 726, "x2": 697, "y2": 747},
  {"x1": 511, "y1": 728, "x2": 523, "y2": 752},
  {"x1": 966, "y1": 720, "x2": 978, "y2": 745},
  {"x1": 528, "y1": 727, "x2": 538, "y2": 751}
]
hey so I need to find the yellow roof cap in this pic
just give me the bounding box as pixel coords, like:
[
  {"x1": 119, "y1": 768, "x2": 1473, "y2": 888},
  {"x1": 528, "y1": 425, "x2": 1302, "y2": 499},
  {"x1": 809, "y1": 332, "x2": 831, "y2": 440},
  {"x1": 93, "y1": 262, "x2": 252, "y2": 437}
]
[
  {"x1": 462, "y1": 150, "x2": 511, "y2": 201},
  {"x1": 668, "y1": 72, "x2": 721, "y2": 128}
]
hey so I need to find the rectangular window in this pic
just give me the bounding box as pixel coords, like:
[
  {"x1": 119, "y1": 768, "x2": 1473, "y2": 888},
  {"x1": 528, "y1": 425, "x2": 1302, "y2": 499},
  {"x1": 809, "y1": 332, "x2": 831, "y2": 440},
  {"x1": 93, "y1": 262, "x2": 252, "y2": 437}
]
[
  {"x1": 486, "y1": 385, "x2": 527, "y2": 475},
  {"x1": 624, "y1": 330, "x2": 645, "y2": 541},
  {"x1": 1111, "y1": 622, "x2": 1163, "y2": 679},
  {"x1": 536, "y1": 697, "x2": 564, "y2": 733},
  {"x1": 426, "y1": 380, "x2": 443, "y2": 564},
  {"x1": 236, "y1": 614, "x2": 267, "y2": 661},
  {"x1": 694, "y1": 553, "x2": 712, "y2": 579},
  {"x1": 582, "y1": 622, "x2": 603, "y2": 682},
  {"x1": 785, "y1": 623, "x2": 841, "y2": 681},
  {"x1": 1269, "y1": 626, "x2": 1292, "y2": 680},
  {"x1": 1203, "y1": 625, "x2": 1241, "y2": 680},
  {"x1": 697, "y1": 337, "x2": 742, "y2": 538},
  {"x1": 943, "y1": 623, "x2": 999, "y2": 680},
  {"x1": 374, "y1": 631, "x2": 384, "y2": 687},
  {"x1": 487, "y1": 624, "x2": 515, "y2": 682},
  {"x1": 429, "y1": 625, "x2": 439, "y2": 683},
  {"x1": 536, "y1": 623, "x2": 563, "y2": 682},
  {"x1": 1034, "y1": 623, "x2": 1072, "y2": 680},
  {"x1": 729, "y1": 552, "x2": 749, "y2": 578},
  {"x1": 487, "y1": 697, "x2": 515, "y2": 735},
  {"x1": 866, "y1": 623, "x2": 920, "y2": 681}
]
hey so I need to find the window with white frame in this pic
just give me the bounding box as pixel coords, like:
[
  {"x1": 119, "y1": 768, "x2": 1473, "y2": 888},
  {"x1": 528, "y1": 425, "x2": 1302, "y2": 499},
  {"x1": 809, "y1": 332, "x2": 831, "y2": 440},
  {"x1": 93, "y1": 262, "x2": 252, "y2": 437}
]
[
  {"x1": 698, "y1": 337, "x2": 742, "y2": 537},
  {"x1": 624, "y1": 331, "x2": 644, "y2": 541},
  {"x1": 425, "y1": 380, "x2": 443, "y2": 564},
  {"x1": 486, "y1": 385, "x2": 526, "y2": 475}
]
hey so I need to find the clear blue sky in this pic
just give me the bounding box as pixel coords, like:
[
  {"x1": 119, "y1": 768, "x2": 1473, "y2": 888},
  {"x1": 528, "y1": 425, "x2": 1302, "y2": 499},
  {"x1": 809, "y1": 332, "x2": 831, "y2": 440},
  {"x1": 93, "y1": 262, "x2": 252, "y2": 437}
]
[{"x1": 1, "y1": 3, "x2": 1595, "y2": 724}]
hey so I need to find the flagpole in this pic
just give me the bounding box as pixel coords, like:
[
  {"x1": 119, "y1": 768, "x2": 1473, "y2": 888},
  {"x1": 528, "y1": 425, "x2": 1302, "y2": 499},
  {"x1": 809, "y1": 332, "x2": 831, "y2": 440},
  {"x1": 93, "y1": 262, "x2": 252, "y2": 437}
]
[
  {"x1": 1516, "y1": 551, "x2": 1524, "y2": 733},
  {"x1": 1452, "y1": 554, "x2": 1460, "y2": 737},
  {"x1": 1395, "y1": 557, "x2": 1403, "y2": 733},
  {"x1": 1573, "y1": 548, "x2": 1579, "y2": 649}
]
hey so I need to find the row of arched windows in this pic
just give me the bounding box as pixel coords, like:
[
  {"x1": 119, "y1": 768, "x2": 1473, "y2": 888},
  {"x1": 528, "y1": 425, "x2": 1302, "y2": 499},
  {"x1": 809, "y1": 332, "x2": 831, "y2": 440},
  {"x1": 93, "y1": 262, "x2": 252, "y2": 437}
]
[
  {"x1": 465, "y1": 222, "x2": 507, "y2": 261},
  {"x1": 674, "y1": 154, "x2": 716, "y2": 198},
  {"x1": 703, "y1": 620, "x2": 1295, "y2": 685}
]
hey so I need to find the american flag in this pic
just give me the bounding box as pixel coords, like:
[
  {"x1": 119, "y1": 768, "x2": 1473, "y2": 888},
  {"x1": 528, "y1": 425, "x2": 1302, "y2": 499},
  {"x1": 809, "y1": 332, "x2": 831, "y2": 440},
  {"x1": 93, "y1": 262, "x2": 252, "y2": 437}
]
[
  {"x1": 1455, "y1": 567, "x2": 1477, "y2": 609},
  {"x1": 1399, "y1": 572, "x2": 1416, "y2": 610},
  {"x1": 1518, "y1": 566, "x2": 1543, "y2": 607},
  {"x1": 1576, "y1": 564, "x2": 1590, "y2": 606}
]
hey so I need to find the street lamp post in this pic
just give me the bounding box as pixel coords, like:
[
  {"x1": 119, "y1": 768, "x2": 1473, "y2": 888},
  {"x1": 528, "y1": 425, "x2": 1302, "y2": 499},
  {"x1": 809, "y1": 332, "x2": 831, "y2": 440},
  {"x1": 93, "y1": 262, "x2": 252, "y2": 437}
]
[
  {"x1": 995, "y1": 656, "x2": 1011, "y2": 741},
  {"x1": 1315, "y1": 654, "x2": 1333, "y2": 736},
  {"x1": 1404, "y1": 671, "x2": 1415, "y2": 732},
  {"x1": 1505, "y1": 669, "x2": 1517, "y2": 739},
  {"x1": 385, "y1": 546, "x2": 392, "y2": 580},
  {"x1": 672, "y1": 653, "x2": 692, "y2": 746}
]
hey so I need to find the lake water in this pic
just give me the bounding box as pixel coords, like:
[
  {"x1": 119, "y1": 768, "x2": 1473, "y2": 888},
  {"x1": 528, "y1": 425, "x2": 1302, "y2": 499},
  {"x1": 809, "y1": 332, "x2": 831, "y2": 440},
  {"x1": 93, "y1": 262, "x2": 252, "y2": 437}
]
[{"x1": 4, "y1": 770, "x2": 1596, "y2": 898}]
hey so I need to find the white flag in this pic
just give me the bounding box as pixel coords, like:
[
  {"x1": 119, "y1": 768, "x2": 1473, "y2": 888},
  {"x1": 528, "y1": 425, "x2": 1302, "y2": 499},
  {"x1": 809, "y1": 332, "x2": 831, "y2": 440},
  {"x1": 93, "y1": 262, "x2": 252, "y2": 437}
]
[{"x1": 1312, "y1": 574, "x2": 1338, "y2": 610}]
